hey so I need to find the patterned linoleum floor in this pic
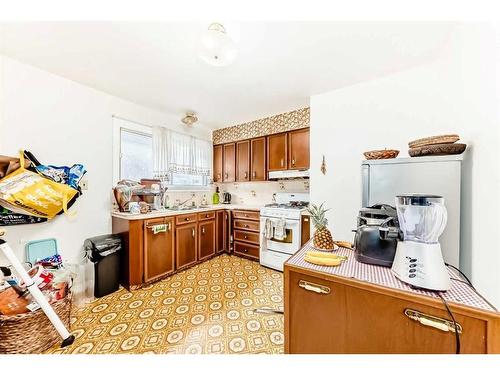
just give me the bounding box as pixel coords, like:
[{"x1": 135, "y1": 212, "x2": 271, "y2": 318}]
[{"x1": 45, "y1": 254, "x2": 284, "y2": 354}]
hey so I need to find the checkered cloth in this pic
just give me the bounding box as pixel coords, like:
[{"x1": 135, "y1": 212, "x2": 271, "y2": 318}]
[{"x1": 286, "y1": 241, "x2": 497, "y2": 312}]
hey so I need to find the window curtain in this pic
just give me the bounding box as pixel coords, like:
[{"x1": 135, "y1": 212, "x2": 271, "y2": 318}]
[{"x1": 153, "y1": 127, "x2": 211, "y2": 180}]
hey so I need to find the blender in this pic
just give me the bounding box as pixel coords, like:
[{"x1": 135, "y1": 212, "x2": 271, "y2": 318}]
[{"x1": 390, "y1": 194, "x2": 450, "y2": 291}]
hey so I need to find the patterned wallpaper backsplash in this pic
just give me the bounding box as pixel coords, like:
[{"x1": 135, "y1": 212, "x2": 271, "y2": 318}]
[{"x1": 212, "y1": 107, "x2": 310, "y2": 145}]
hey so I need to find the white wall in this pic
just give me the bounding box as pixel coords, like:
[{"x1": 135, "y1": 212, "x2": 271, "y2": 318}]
[
  {"x1": 0, "y1": 55, "x2": 212, "y2": 264},
  {"x1": 310, "y1": 24, "x2": 500, "y2": 306}
]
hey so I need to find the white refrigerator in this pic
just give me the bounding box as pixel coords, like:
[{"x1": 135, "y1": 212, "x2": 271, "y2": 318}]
[{"x1": 361, "y1": 154, "x2": 464, "y2": 268}]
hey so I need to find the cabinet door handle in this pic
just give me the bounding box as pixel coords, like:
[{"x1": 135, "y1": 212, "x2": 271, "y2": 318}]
[
  {"x1": 292, "y1": 158, "x2": 296, "y2": 166},
  {"x1": 244, "y1": 235, "x2": 248, "y2": 239},
  {"x1": 244, "y1": 224, "x2": 249, "y2": 228},
  {"x1": 217, "y1": 173, "x2": 221, "y2": 180},
  {"x1": 192, "y1": 228, "x2": 195, "y2": 238},
  {"x1": 280, "y1": 158, "x2": 284, "y2": 167},
  {"x1": 244, "y1": 171, "x2": 248, "y2": 179},
  {"x1": 202, "y1": 227, "x2": 205, "y2": 235},
  {"x1": 299, "y1": 280, "x2": 331, "y2": 295},
  {"x1": 404, "y1": 309, "x2": 463, "y2": 334},
  {"x1": 252, "y1": 171, "x2": 256, "y2": 178}
]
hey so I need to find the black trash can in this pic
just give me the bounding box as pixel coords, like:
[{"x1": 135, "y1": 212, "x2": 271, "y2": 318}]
[{"x1": 84, "y1": 234, "x2": 122, "y2": 298}]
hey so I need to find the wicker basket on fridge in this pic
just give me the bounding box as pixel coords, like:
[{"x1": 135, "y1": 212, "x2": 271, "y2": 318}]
[{"x1": 0, "y1": 291, "x2": 72, "y2": 354}]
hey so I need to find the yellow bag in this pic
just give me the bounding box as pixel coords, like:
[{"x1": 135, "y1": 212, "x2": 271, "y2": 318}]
[{"x1": 0, "y1": 151, "x2": 78, "y2": 219}]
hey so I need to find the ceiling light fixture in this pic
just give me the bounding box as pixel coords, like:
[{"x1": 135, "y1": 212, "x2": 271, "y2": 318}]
[
  {"x1": 181, "y1": 112, "x2": 198, "y2": 126},
  {"x1": 198, "y1": 23, "x2": 238, "y2": 67}
]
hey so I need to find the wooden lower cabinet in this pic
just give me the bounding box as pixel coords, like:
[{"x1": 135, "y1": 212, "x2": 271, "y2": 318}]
[
  {"x1": 176, "y1": 222, "x2": 198, "y2": 270},
  {"x1": 143, "y1": 217, "x2": 175, "y2": 283},
  {"x1": 216, "y1": 210, "x2": 228, "y2": 254},
  {"x1": 230, "y1": 209, "x2": 260, "y2": 261},
  {"x1": 284, "y1": 266, "x2": 500, "y2": 354},
  {"x1": 198, "y1": 219, "x2": 216, "y2": 261}
]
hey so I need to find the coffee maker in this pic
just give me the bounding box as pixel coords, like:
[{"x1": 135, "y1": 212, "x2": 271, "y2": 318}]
[{"x1": 388, "y1": 194, "x2": 450, "y2": 291}]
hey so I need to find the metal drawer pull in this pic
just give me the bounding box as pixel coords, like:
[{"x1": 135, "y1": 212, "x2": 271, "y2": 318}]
[
  {"x1": 299, "y1": 280, "x2": 331, "y2": 295},
  {"x1": 185, "y1": 217, "x2": 190, "y2": 221},
  {"x1": 404, "y1": 309, "x2": 463, "y2": 334}
]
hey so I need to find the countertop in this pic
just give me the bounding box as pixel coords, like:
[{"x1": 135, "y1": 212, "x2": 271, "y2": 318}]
[
  {"x1": 111, "y1": 204, "x2": 265, "y2": 220},
  {"x1": 286, "y1": 240, "x2": 497, "y2": 312}
]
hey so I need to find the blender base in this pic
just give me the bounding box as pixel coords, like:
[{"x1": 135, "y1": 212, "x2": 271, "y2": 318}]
[{"x1": 391, "y1": 241, "x2": 451, "y2": 291}]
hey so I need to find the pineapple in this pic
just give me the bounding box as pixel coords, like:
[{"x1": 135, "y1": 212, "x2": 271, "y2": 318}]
[{"x1": 307, "y1": 202, "x2": 335, "y2": 250}]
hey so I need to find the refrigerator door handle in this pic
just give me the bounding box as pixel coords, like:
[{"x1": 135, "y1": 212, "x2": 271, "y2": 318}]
[{"x1": 361, "y1": 164, "x2": 370, "y2": 207}]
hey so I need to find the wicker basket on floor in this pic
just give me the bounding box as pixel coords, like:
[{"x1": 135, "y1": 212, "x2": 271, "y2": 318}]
[{"x1": 0, "y1": 292, "x2": 72, "y2": 354}]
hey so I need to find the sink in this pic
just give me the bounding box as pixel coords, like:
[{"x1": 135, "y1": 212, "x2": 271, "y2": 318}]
[{"x1": 166, "y1": 206, "x2": 210, "y2": 211}]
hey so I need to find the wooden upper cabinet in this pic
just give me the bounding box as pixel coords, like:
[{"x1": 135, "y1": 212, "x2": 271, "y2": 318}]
[
  {"x1": 198, "y1": 219, "x2": 216, "y2": 261},
  {"x1": 213, "y1": 145, "x2": 223, "y2": 182},
  {"x1": 267, "y1": 133, "x2": 288, "y2": 172},
  {"x1": 143, "y1": 218, "x2": 175, "y2": 283},
  {"x1": 236, "y1": 140, "x2": 250, "y2": 182},
  {"x1": 250, "y1": 137, "x2": 266, "y2": 181},
  {"x1": 288, "y1": 128, "x2": 310, "y2": 170},
  {"x1": 223, "y1": 143, "x2": 236, "y2": 182}
]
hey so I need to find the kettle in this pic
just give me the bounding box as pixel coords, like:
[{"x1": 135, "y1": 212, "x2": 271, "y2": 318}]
[{"x1": 222, "y1": 192, "x2": 231, "y2": 204}]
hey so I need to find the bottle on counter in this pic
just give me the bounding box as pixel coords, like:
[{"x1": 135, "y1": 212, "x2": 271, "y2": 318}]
[{"x1": 212, "y1": 186, "x2": 220, "y2": 204}]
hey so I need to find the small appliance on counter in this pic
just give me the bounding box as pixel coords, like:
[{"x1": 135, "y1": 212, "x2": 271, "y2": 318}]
[
  {"x1": 384, "y1": 194, "x2": 451, "y2": 291},
  {"x1": 353, "y1": 204, "x2": 399, "y2": 267},
  {"x1": 222, "y1": 192, "x2": 231, "y2": 204}
]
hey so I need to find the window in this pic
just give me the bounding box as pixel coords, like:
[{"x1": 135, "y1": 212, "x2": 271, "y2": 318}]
[
  {"x1": 113, "y1": 116, "x2": 210, "y2": 189},
  {"x1": 120, "y1": 129, "x2": 153, "y2": 181}
]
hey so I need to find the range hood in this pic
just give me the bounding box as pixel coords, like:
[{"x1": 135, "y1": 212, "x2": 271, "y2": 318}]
[{"x1": 268, "y1": 170, "x2": 310, "y2": 180}]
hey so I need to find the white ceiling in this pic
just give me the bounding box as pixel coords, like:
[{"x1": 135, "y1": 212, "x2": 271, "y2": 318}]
[{"x1": 0, "y1": 22, "x2": 457, "y2": 129}]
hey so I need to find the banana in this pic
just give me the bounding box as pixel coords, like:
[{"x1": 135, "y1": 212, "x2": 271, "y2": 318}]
[
  {"x1": 304, "y1": 254, "x2": 344, "y2": 266},
  {"x1": 306, "y1": 251, "x2": 347, "y2": 261},
  {"x1": 333, "y1": 240, "x2": 353, "y2": 249}
]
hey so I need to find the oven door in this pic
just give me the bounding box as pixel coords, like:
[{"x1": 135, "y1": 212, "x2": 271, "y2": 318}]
[{"x1": 260, "y1": 216, "x2": 300, "y2": 255}]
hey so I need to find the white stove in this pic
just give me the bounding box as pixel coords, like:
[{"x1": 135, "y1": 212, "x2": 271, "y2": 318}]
[{"x1": 259, "y1": 193, "x2": 310, "y2": 271}]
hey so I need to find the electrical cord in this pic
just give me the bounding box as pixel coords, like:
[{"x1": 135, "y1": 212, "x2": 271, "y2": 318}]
[
  {"x1": 438, "y1": 292, "x2": 460, "y2": 354},
  {"x1": 446, "y1": 263, "x2": 498, "y2": 312}
]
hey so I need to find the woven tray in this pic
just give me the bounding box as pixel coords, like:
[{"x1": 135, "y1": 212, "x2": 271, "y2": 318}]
[
  {"x1": 0, "y1": 292, "x2": 72, "y2": 354},
  {"x1": 409, "y1": 134, "x2": 460, "y2": 149},
  {"x1": 363, "y1": 149, "x2": 399, "y2": 160},
  {"x1": 409, "y1": 143, "x2": 466, "y2": 157}
]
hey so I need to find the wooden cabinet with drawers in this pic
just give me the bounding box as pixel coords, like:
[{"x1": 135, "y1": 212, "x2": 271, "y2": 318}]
[
  {"x1": 113, "y1": 209, "x2": 223, "y2": 290},
  {"x1": 231, "y1": 209, "x2": 260, "y2": 262},
  {"x1": 284, "y1": 263, "x2": 500, "y2": 354}
]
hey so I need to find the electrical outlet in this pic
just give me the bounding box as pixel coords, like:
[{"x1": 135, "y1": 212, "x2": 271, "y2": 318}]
[{"x1": 80, "y1": 179, "x2": 89, "y2": 190}]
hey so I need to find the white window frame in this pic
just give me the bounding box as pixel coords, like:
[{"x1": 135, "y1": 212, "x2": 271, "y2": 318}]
[{"x1": 112, "y1": 116, "x2": 212, "y2": 191}]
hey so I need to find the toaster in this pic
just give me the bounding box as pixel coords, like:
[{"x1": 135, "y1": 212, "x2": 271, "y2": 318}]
[{"x1": 353, "y1": 204, "x2": 399, "y2": 267}]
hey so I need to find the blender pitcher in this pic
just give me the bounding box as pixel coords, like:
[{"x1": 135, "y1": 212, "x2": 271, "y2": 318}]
[{"x1": 391, "y1": 195, "x2": 451, "y2": 291}]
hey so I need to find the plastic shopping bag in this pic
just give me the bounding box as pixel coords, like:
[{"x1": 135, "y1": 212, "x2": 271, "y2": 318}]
[{"x1": 0, "y1": 151, "x2": 78, "y2": 219}]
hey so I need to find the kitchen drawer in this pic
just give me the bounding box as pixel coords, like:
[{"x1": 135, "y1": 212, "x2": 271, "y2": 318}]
[
  {"x1": 232, "y1": 210, "x2": 259, "y2": 221},
  {"x1": 233, "y1": 230, "x2": 260, "y2": 245},
  {"x1": 176, "y1": 213, "x2": 197, "y2": 225},
  {"x1": 233, "y1": 219, "x2": 260, "y2": 232},
  {"x1": 234, "y1": 241, "x2": 260, "y2": 260},
  {"x1": 198, "y1": 211, "x2": 216, "y2": 221}
]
